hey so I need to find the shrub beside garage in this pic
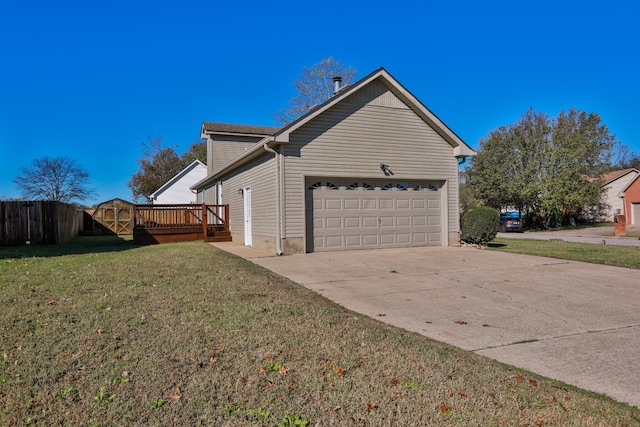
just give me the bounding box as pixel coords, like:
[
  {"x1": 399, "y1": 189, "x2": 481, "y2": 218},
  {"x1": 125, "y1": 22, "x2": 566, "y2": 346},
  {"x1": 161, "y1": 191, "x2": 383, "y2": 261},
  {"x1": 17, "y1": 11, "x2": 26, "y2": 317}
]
[{"x1": 461, "y1": 206, "x2": 500, "y2": 246}]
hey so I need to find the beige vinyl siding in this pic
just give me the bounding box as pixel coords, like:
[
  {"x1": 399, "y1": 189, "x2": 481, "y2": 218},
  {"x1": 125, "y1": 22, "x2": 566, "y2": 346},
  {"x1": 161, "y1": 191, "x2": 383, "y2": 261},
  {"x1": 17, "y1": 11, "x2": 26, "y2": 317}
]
[
  {"x1": 605, "y1": 172, "x2": 639, "y2": 219},
  {"x1": 282, "y1": 83, "x2": 459, "y2": 239},
  {"x1": 209, "y1": 136, "x2": 261, "y2": 174},
  {"x1": 202, "y1": 184, "x2": 217, "y2": 204},
  {"x1": 222, "y1": 154, "x2": 277, "y2": 241}
]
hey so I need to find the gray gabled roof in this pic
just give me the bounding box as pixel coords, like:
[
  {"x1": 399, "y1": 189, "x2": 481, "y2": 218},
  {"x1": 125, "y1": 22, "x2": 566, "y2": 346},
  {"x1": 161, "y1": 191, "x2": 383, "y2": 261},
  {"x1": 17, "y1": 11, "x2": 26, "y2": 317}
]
[
  {"x1": 201, "y1": 122, "x2": 279, "y2": 137},
  {"x1": 192, "y1": 67, "x2": 475, "y2": 190},
  {"x1": 269, "y1": 67, "x2": 475, "y2": 157}
]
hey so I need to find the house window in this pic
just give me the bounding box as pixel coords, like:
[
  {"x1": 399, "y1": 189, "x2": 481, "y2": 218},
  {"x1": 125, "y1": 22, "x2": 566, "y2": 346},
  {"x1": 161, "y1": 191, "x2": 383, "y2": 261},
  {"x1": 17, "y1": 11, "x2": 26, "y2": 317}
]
[
  {"x1": 308, "y1": 182, "x2": 322, "y2": 190},
  {"x1": 396, "y1": 183, "x2": 408, "y2": 191},
  {"x1": 381, "y1": 183, "x2": 392, "y2": 191},
  {"x1": 427, "y1": 184, "x2": 438, "y2": 191}
]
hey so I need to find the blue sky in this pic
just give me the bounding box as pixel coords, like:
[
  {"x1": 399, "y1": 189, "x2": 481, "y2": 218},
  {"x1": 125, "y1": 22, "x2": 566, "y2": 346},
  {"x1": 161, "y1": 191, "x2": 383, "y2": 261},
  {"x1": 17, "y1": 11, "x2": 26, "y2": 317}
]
[{"x1": 1, "y1": 0, "x2": 638, "y2": 205}]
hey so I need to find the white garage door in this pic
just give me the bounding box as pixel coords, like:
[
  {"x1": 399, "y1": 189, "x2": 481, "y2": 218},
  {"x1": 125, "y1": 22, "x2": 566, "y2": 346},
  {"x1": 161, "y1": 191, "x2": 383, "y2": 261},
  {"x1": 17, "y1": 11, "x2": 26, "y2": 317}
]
[
  {"x1": 306, "y1": 179, "x2": 443, "y2": 252},
  {"x1": 632, "y1": 203, "x2": 640, "y2": 225}
]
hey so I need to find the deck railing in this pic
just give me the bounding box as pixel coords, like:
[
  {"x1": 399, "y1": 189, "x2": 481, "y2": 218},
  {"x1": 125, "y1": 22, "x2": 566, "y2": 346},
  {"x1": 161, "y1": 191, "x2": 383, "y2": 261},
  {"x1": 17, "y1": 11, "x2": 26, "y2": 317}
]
[{"x1": 133, "y1": 204, "x2": 230, "y2": 244}]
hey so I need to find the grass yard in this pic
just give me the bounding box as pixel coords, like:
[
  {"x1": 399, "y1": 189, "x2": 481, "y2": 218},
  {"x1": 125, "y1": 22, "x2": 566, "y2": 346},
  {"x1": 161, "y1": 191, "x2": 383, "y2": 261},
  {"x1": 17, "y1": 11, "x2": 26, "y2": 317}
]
[
  {"x1": 489, "y1": 238, "x2": 640, "y2": 269},
  {"x1": 1, "y1": 237, "x2": 639, "y2": 426}
]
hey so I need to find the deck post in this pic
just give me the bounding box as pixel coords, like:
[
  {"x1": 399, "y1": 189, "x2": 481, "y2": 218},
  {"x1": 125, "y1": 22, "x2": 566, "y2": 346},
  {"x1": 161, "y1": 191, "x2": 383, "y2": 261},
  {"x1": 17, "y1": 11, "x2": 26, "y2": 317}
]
[{"x1": 202, "y1": 203, "x2": 207, "y2": 241}]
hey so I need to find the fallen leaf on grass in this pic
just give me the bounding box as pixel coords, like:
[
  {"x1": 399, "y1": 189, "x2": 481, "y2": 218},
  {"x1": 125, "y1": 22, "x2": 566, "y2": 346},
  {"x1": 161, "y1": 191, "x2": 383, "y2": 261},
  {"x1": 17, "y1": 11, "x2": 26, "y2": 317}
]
[
  {"x1": 168, "y1": 387, "x2": 181, "y2": 400},
  {"x1": 391, "y1": 378, "x2": 400, "y2": 386},
  {"x1": 46, "y1": 300, "x2": 56, "y2": 305},
  {"x1": 529, "y1": 379, "x2": 538, "y2": 387},
  {"x1": 278, "y1": 366, "x2": 290, "y2": 375},
  {"x1": 335, "y1": 367, "x2": 345, "y2": 377},
  {"x1": 440, "y1": 402, "x2": 451, "y2": 413},
  {"x1": 366, "y1": 402, "x2": 377, "y2": 412}
]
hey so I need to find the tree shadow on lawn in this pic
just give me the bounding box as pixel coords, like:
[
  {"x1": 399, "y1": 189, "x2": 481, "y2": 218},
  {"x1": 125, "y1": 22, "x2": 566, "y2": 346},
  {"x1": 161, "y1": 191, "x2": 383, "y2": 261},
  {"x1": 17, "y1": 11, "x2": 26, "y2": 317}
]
[{"x1": 0, "y1": 235, "x2": 136, "y2": 259}]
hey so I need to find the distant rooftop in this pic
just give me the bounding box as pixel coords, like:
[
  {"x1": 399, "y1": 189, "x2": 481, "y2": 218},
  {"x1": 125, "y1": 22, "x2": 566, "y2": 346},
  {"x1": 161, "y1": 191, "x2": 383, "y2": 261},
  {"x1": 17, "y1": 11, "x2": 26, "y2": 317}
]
[{"x1": 602, "y1": 168, "x2": 638, "y2": 184}]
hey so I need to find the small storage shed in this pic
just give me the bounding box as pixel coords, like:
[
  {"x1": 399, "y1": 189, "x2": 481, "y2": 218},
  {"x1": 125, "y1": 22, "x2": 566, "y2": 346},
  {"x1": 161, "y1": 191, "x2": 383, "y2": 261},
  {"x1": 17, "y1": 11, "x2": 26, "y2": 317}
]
[{"x1": 90, "y1": 198, "x2": 134, "y2": 235}]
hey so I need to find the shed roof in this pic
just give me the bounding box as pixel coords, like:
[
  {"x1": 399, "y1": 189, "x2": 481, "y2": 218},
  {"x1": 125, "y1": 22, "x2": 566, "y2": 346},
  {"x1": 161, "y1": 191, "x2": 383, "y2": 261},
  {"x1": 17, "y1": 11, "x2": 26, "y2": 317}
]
[{"x1": 94, "y1": 198, "x2": 134, "y2": 209}]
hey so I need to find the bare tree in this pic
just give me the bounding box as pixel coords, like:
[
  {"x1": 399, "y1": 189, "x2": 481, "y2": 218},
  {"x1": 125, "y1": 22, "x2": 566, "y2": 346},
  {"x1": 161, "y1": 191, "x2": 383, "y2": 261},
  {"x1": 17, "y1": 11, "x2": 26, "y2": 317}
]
[
  {"x1": 13, "y1": 156, "x2": 95, "y2": 203},
  {"x1": 274, "y1": 57, "x2": 358, "y2": 125}
]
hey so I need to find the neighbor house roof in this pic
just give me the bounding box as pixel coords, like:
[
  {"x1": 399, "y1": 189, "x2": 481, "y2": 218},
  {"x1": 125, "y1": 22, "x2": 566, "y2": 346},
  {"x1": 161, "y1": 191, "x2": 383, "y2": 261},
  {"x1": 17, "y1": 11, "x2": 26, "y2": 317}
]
[
  {"x1": 193, "y1": 67, "x2": 476, "y2": 191},
  {"x1": 602, "y1": 168, "x2": 639, "y2": 185}
]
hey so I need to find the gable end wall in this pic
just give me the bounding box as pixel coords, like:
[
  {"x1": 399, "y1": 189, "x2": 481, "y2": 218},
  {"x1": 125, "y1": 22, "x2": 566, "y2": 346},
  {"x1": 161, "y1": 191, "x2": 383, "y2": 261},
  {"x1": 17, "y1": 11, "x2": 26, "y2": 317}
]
[{"x1": 281, "y1": 81, "x2": 459, "y2": 242}]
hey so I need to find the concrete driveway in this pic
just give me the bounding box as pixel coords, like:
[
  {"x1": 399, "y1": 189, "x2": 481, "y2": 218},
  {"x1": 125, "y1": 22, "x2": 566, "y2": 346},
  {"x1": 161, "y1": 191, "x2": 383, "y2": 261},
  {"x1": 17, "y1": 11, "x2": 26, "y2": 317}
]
[{"x1": 213, "y1": 243, "x2": 640, "y2": 408}]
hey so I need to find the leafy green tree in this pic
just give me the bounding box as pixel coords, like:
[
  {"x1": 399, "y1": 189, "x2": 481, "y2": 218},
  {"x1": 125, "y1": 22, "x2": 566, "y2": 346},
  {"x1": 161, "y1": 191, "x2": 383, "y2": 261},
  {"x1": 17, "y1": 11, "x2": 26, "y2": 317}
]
[
  {"x1": 181, "y1": 140, "x2": 207, "y2": 164},
  {"x1": 13, "y1": 156, "x2": 95, "y2": 203},
  {"x1": 274, "y1": 57, "x2": 358, "y2": 125},
  {"x1": 538, "y1": 109, "x2": 614, "y2": 222},
  {"x1": 465, "y1": 108, "x2": 616, "y2": 227},
  {"x1": 128, "y1": 136, "x2": 186, "y2": 202}
]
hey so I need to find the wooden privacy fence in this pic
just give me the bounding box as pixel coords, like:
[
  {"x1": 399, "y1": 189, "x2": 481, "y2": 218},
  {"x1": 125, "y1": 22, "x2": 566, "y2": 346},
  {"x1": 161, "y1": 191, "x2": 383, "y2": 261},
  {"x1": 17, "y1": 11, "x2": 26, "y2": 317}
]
[
  {"x1": 0, "y1": 201, "x2": 84, "y2": 246},
  {"x1": 132, "y1": 204, "x2": 231, "y2": 244}
]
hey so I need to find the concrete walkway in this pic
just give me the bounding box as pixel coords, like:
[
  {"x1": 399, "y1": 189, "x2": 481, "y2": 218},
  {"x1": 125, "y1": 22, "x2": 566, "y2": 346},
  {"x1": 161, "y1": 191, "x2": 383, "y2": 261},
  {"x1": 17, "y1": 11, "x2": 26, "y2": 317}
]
[{"x1": 212, "y1": 242, "x2": 640, "y2": 408}]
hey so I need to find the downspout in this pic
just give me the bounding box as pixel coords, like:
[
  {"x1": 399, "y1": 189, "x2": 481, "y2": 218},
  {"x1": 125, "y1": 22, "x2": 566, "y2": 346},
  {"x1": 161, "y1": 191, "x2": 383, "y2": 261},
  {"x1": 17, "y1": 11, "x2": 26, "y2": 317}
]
[{"x1": 264, "y1": 141, "x2": 283, "y2": 255}]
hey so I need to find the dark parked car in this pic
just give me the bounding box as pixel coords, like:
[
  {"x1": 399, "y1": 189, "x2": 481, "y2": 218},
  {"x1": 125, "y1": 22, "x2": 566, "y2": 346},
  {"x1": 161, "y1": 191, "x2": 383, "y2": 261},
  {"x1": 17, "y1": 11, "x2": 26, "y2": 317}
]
[{"x1": 499, "y1": 213, "x2": 524, "y2": 232}]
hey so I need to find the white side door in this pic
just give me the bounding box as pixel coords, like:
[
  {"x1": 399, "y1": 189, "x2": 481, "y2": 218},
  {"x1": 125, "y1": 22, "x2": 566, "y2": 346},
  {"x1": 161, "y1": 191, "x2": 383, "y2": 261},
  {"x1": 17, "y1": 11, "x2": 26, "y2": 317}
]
[{"x1": 243, "y1": 186, "x2": 252, "y2": 246}]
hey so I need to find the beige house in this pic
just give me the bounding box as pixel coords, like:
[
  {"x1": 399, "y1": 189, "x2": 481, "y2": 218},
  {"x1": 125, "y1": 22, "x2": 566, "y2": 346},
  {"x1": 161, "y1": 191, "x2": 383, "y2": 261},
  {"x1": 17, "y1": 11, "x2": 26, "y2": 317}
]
[
  {"x1": 192, "y1": 67, "x2": 475, "y2": 254},
  {"x1": 149, "y1": 159, "x2": 207, "y2": 204},
  {"x1": 601, "y1": 168, "x2": 640, "y2": 221}
]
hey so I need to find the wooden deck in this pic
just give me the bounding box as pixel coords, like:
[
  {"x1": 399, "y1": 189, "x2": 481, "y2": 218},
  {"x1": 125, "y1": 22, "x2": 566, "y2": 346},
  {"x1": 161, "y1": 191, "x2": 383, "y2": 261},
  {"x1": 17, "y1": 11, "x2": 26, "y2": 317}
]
[{"x1": 133, "y1": 204, "x2": 231, "y2": 245}]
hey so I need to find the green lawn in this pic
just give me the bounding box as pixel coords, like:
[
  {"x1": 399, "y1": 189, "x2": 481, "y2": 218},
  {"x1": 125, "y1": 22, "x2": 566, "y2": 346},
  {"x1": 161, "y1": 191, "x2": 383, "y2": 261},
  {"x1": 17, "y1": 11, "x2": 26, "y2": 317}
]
[
  {"x1": 489, "y1": 238, "x2": 640, "y2": 269},
  {"x1": 1, "y1": 237, "x2": 639, "y2": 426}
]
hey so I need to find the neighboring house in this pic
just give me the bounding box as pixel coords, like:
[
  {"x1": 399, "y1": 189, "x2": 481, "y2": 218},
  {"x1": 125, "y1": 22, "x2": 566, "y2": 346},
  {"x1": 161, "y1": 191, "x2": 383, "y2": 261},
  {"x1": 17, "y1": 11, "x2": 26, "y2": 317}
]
[
  {"x1": 192, "y1": 67, "x2": 475, "y2": 254},
  {"x1": 619, "y1": 171, "x2": 640, "y2": 224},
  {"x1": 600, "y1": 168, "x2": 640, "y2": 223},
  {"x1": 149, "y1": 160, "x2": 207, "y2": 204}
]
